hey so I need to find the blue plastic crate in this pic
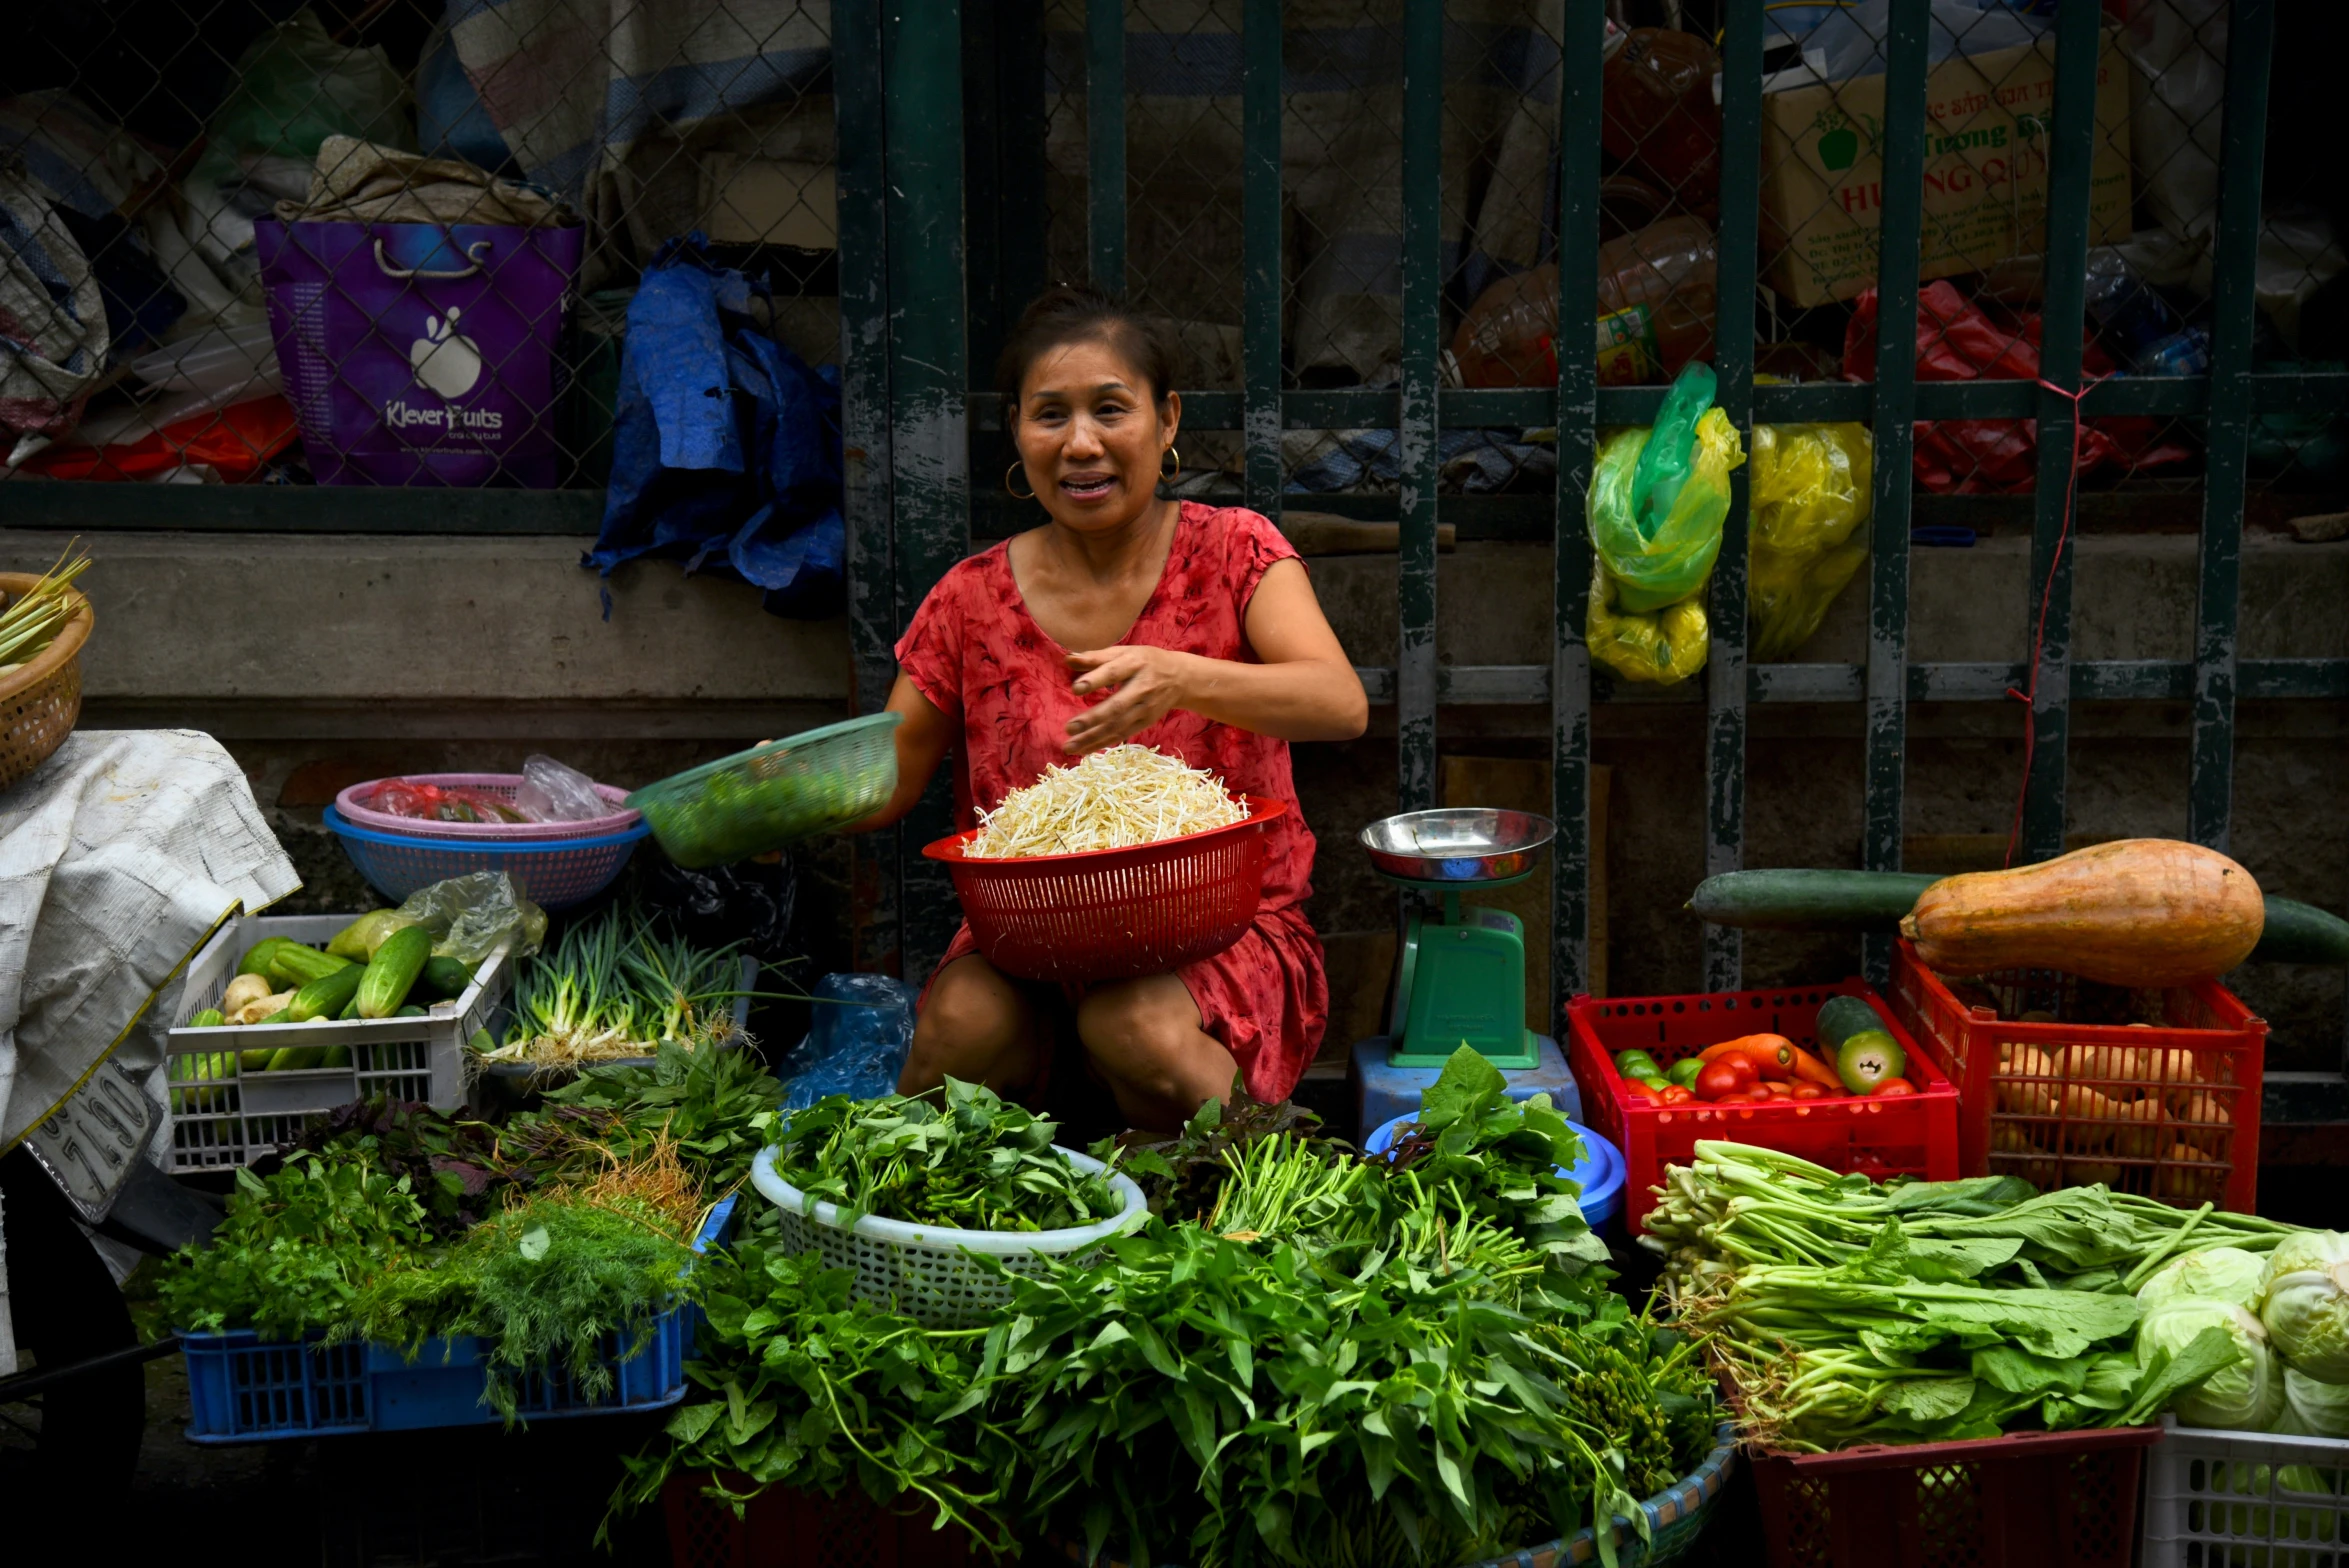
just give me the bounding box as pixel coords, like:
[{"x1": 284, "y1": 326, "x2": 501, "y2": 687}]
[
  {"x1": 182, "y1": 1195, "x2": 736, "y2": 1443},
  {"x1": 322, "y1": 806, "x2": 649, "y2": 911}
]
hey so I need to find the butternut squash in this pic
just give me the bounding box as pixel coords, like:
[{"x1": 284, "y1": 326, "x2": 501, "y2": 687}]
[{"x1": 1898, "y1": 838, "x2": 2263, "y2": 988}]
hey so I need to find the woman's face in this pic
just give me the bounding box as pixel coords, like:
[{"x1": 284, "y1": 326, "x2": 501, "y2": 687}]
[{"x1": 1011, "y1": 337, "x2": 1180, "y2": 534}]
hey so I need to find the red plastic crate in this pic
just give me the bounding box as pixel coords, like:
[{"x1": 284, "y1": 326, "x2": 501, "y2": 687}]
[
  {"x1": 1566, "y1": 980, "x2": 1961, "y2": 1233},
  {"x1": 1747, "y1": 1425, "x2": 2160, "y2": 1568},
  {"x1": 663, "y1": 1474, "x2": 976, "y2": 1568},
  {"x1": 1886, "y1": 939, "x2": 2265, "y2": 1211}
]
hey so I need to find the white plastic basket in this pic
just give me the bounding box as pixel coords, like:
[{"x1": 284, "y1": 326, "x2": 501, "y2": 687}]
[
  {"x1": 748, "y1": 1143, "x2": 1148, "y2": 1326},
  {"x1": 2143, "y1": 1415, "x2": 2349, "y2": 1568},
  {"x1": 162, "y1": 914, "x2": 512, "y2": 1173}
]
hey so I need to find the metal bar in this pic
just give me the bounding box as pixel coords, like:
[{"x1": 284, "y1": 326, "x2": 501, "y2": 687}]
[
  {"x1": 1858, "y1": 0, "x2": 1932, "y2": 983},
  {"x1": 1552, "y1": 0, "x2": 1606, "y2": 1012},
  {"x1": 965, "y1": 373, "x2": 2347, "y2": 437},
  {"x1": 2189, "y1": 0, "x2": 2275, "y2": 851},
  {"x1": 885, "y1": 0, "x2": 972, "y2": 987},
  {"x1": 1241, "y1": 0, "x2": 1283, "y2": 519},
  {"x1": 1086, "y1": 0, "x2": 1126, "y2": 294},
  {"x1": 1352, "y1": 657, "x2": 2349, "y2": 708},
  {"x1": 1397, "y1": 0, "x2": 1442, "y2": 814},
  {"x1": 837, "y1": 0, "x2": 899, "y2": 976},
  {"x1": 1702, "y1": 0, "x2": 1764, "y2": 993},
  {"x1": 2014, "y1": 0, "x2": 2104, "y2": 864}
]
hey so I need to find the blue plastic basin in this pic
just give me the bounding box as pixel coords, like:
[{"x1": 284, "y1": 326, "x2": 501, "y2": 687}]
[{"x1": 1363, "y1": 1112, "x2": 1626, "y2": 1232}]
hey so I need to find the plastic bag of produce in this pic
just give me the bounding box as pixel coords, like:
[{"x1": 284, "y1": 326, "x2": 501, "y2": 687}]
[
  {"x1": 776, "y1": 973, "x2": 917, "y2": 1110},
  {"x1": 513, "y1": 754, "x2": 608, "y2": 821},
  {"x1": 390, "y1": 871, "x2": 547, "y2": 965},
  {"x1": 366, "y1": 779, "x2": 527, "y2": 824},
  {"x1": 1588, "y1": 361, "x2": 1745, "y2": 612},
  {"x1": 1748, "y1": 416, "x2": 1873, "y2": 660},
  {"x1": 1587, "y1": 564, "x2": 1708, "y2": 686}
]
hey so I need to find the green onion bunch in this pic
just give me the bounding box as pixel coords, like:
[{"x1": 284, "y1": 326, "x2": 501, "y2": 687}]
[{"x1": 0, "y1": 544, "x2": 90, "y2": 672}]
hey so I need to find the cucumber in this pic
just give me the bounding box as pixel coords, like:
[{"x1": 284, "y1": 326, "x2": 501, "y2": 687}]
[
  {"x1": 319, "y1": 1044, "x2": 351, "y2": 1070},
  {"x1": 395, "y1": 1005, "x2": 427, "y2": 1018},
  {"x1": 358, "y1": 926, "x2": 433, "y2": 1019},
  {"x1": 1690, "y1": 870, "x2": 1943, "y2": 933},
  {"x1": 2251, "y1": 897, "x2": 2349, "y2": 966},
  {"x1": 186, "y1": 1008, "x2": 225, "y2": 1029},
  {"x1": 338, "y1": 994, "x2": 362, "y2": 1020},
  {"x1": 286, "y1": 962, "x2": 366, "y2": 1024},
  {"x1": 266, "y1": 943, "x2": 355, "y2": 990},
  {"x1": 239, "y1": 1048, "x2": 274, "y2": 1071},
  {"x1": 237, "y1": 937, "x2": 295, "y2": 978},
  {"x1": 265, "y1": 1045, "x2": 326, "y2": 1071},
  {"x1": 1835, "y1": 1032, "x2": 1907, "y2": 1094},
  {"x1": 414, "y1": 955, "x2": 474, "y2": 1001}
]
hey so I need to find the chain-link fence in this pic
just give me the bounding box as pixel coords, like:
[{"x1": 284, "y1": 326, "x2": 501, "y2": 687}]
[{"x1": 4, "y1": 0, "x2": 842, "y2": 516}]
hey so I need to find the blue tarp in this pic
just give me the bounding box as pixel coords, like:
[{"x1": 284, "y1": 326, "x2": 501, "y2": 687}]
[{"x1": 585, "y1": 234, "x2": 844, "y2": 619}]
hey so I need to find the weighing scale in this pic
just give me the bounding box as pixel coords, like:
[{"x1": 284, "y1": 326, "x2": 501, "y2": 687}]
[{"x1": 1359, "y1": 808, "x2": 1557, "y2": 1070}]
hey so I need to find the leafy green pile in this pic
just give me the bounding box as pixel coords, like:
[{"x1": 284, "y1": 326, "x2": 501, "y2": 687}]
[
  {"x1": 627, "y1": 1050, "x2": 1709, "y2": 1568},
  {"x1": 770, "y1": 1078, "x2": 1119, "y2": 1232},
  {"x1": 160, "y1": 1149, "x2": 435, "y2": 1339},
  {"x1": 159, "y1": 1043, "x2": 781, "y2": 1420},
  {"x1": 1650, "y1": 1142, "x2": 2303, "y2": 1450}
]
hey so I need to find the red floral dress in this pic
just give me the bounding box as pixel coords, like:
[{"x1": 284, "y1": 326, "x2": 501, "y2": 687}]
[{"x1": 893, "y1": 502, "x2": 1329, "y2": 1102}]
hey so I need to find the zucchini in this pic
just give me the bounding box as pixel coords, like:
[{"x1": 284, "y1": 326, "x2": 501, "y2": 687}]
[
  {"x1": 414, "y1": 955, "x2": 474, "y2": 1001},
  {"x1": 237, "y1": 937, "x2": 295, "y2": 978},
  {"x1": 2251, "y1": 897, "x2": 2349, "y2": 966},
  {"x1": 1815, "y1": 995, "x2": 1888, "y2": 1053},
  {"x1": 1689, "y1": 870, "x2": 1943, "y2": 932},
  {"x1": 358, "y1": 926, "x2": 433, "y2": 1018},
  {"x1": 186, "y1": 1008, "x2": 225, "y2": 1029},
  {"x1": 286, "y1": 963, "x2": 365, "y2": 1024},
  {"x1": 266, "y1": 943, "x2": 355, "y2": 990}
]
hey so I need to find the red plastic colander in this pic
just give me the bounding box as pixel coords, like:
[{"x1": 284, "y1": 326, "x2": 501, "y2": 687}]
[{"x1": 921, "y1": 797, "x2": 1287, "y2": 984}]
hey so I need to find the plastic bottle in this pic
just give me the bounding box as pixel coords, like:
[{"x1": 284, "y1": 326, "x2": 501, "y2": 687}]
[
  {"x1": 1602, "y1": 29, "x2": 1723, "y2": 216},
  {"x1": 1450, "y1": 216, "x2": 1720, "y2": 388}
]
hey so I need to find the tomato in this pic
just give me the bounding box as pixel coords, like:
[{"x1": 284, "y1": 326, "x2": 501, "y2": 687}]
[
  {"x1": 1658, "y1": 1084, "x2": 1695, "y2": 1105},
  {"x1": 1873, "y1": 1077, "x2": 1918, "y2": 1097},
  {"x1": 1709, "y1": 1090, "x2": 1759, "y2": 1105},
  {"x1": 1698, "y1": 1060, "x2": 1763, "y2": 1101},
  {"x1": 1788, "y1": 1083, "x2": 1826, "y2": 1101},
  {"x1": 1757, "y1": 1080, "x2": 1793, "y2": 1099},
  {"x1": 1621, "y1": 1078, "x2": 1662, "y2": 1105}
]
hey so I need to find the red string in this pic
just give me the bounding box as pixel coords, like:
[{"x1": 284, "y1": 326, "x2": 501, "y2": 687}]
[{"x1": 2002, "y1": 373, "x2": 2101, "y2": 869}]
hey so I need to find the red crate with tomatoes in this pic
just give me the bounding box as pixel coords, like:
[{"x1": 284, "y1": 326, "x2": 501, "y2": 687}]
[{"x1": 1566, "y1": 980, "x2": 1962, "y2": 1233}]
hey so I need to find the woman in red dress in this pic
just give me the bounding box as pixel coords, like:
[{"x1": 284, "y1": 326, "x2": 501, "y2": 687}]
[{"x1": 852, "y1": 286, "x2": 1367, "y2": 1132}]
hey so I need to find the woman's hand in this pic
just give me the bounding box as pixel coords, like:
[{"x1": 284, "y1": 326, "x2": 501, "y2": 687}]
[{"x1": 1063, "y1": 645, "x2": 1197, "y2": 752}]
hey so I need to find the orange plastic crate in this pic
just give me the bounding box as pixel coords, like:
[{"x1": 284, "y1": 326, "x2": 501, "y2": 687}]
[
  {"x1": 1885, "y1": 939, "x2": 2265, "y2": 1211},
  {"x1": 1565, "y1": 980, "x2": 1961, "y2": 1233}
]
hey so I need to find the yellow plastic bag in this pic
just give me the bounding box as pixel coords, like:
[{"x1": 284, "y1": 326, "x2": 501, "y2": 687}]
[
  {"x1": 1747, "y1": 418, "x2": 1873, "y2": 661},
  {"x1": 1587, "y1": 565, "x2": 1708, "y2": 686}
]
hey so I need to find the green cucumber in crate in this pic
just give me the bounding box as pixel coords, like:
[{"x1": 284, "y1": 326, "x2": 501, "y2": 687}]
[
  {"x1": 286, "y1": 963, "x2": 365, "y2": 1024},
  {"x1": 415, "y1": 955, "x2": 474, "y2": 1001},
  {"x1": 267, "y1": 943, "x2": 355, "y2": 990},
  {"x1": 359, "y1": 926, "x2": 433, "y2": 1018},
  {"x1": 237, "y1": 936, "x2": 295, "y2": 978}
]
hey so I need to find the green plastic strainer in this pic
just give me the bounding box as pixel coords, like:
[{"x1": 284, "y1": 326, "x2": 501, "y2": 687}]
[{"x1": 627, "y1": 712, "x2": 902, "y2": 868}]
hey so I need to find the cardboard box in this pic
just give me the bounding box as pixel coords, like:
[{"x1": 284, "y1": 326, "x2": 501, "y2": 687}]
[{"x1": 1759, "y1": 30, "x2": 2132, "y2": 308}]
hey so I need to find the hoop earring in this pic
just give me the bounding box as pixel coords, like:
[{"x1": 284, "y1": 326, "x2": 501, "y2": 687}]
[
  {"x1": 1005, "y1": 461, "x2": 1037, "y2": 500},
  {"x1": 1160, "y1": 446, "x2": 1181, "y2": 481}
]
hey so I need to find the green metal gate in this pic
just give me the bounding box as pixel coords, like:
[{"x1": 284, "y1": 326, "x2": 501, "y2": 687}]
[{"x1": 839, "y1": 0, "x2": 2349, "y2": 1112}]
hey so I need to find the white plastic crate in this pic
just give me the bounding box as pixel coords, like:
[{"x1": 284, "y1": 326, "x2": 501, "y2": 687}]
[
  {"x1": 163, "y1": 914, "x2": 511, "y2": 1172},
  {"x1": 2143, "y1": 1415, "x2": 2349, "y2": 1568}
]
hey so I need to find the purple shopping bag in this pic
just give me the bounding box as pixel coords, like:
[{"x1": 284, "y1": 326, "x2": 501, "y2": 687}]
[{"x1": 255, "y1": 219, "x2": 584, "y2": 486}]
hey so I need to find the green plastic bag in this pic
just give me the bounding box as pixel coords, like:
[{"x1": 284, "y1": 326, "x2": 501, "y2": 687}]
[
  {"x1": 194, "y1": 10, "x2": 411, "y2": 185},
  {"x1": 1588, "y1": 361, "x2": 1746, "y2": 613},
  {"x1": 1748, "y1": 417, "x2": 1874, "y2": 661}
]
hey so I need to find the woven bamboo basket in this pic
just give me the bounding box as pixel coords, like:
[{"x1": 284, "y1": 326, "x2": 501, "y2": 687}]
[{"x1": 0, "y1": 572, "x2": 93, "y2": 792}]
